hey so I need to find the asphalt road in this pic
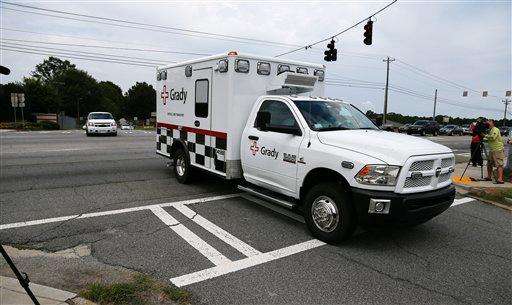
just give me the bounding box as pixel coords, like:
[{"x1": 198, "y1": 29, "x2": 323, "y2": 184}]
[{"x1": 0, "y1": 130, "x2": 510, "y2": 305}]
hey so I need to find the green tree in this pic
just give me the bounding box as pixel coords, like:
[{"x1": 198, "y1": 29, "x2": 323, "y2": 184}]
[
  {"x1": 0, "y1": 82, "x2": 24, "y2": 121},
  {"x1": 97, "y1": 81, "x2": 124, "y2": 119},
  {"x1": 125, "y1": 82, "x2": 156, "y2": 120},
  {"x1": 32, "y1": 57, "x2": 76, "y2": 83}
]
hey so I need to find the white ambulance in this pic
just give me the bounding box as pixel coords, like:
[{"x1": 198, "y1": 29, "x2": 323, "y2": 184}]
[{"x1": 156, "y1": 51, "x2": 456, "y2": 243}]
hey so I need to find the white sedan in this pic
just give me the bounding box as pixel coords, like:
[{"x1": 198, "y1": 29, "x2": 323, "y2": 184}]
[{"x1": 85, "y1": 112, "x2": 117, "y2": 136}]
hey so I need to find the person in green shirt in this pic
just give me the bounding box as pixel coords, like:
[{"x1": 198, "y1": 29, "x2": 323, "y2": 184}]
[{"x1": 483, "y1": 119, "x2": 505, "y2": 184}]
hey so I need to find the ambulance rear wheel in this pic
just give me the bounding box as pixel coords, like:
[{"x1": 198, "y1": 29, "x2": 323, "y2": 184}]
[
  {"x1": 173, "y1": 148, "x2": 191, "y2": 184},
  {"x1": 304, "y1": 183, "x2": 356, "y2": 243}
]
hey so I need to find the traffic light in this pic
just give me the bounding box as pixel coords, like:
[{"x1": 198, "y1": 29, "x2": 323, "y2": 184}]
[
  {"x1": 363, "y1": 20, "x2": 373, "y2": 45},
  {"x1": 324, "y1": 39, "x2": 337, "y2": 62}
]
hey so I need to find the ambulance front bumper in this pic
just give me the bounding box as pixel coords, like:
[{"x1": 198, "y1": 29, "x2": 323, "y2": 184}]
[{"x1": 351, "y1": 185, "x2": 455, "y2": 225}]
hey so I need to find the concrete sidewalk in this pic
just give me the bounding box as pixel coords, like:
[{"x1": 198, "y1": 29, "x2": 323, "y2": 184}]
[
  {"x1": 0, "y1": 276, "x2": 94, "y2": 305},
  {"x1": 452, "y1": 162, "x2": 511, "y2": 188}
]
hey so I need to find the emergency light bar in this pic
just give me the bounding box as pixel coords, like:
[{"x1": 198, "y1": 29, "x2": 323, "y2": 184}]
[{"x1": 266, "y1": 72, "x2": 317, "y2": 95}]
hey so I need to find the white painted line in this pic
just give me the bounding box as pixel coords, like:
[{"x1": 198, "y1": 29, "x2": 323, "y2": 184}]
[
  {"x1": 170, "y1": 239, "x2": 326, "y2": 287},
  {"x1": 0, "y1": 194, "x2": 239, "y2": 230},
  {"x1": 173, "y1": 204, "x2": 261, "y2": 257},
  {"x1": 452, "y1": 197, "x2": 475, "y2": 206},
  {"x1": 150, "y1": 206, "x2": 231, "y2": 266}
]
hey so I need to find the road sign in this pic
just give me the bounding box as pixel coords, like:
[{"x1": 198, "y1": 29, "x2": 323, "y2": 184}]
[
  {"x1": 482, "y1": 91, "x2": 488, "y2": 97},
  {"x1": 18, "y1": 93, "x2": 25, "y2": 108},
  {"x1": 10, "y1": 93, "x2": 18, "y2": 107},
  {"x1": 506, "y1": 90, "x2": 511, "y2": 97}
]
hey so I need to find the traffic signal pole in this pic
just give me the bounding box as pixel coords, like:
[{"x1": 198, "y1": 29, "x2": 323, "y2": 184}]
[
  {"x1": 433, "y1": 89, "x2": 438, "y2": 120},
  {"x1": 382, "y1": 57, "x2": 394, "y2": 124},
  {"x1": 503, "y1": 99, "x2": 510, "y2": 126}
]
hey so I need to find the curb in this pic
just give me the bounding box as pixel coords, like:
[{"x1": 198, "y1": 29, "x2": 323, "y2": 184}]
[{"x1": 465, "y1": 194, "x2": 512, "y2": 211}]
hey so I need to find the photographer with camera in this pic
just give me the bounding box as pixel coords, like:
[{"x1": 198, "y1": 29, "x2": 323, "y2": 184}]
[
  {"x1": 470, "y1": 118, "x2": 487, "y2": 167},
  {"x1": 483, "y1": 119, "x2": 505, "y2": 184}
]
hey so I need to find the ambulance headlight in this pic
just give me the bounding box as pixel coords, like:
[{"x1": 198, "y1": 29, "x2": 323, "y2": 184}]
[
  {"x1": 355, "y1": 165, "x2": 401, "y2": 186},
  {"x1": 217, "y1": 60, "x2": 228, "y2": 73},
  {"x1": 235, "y1": 59, "x2": 250, "y2": 73},
  {"x1": 314, "y1": 69, "x2": 325, "y2": 81}
]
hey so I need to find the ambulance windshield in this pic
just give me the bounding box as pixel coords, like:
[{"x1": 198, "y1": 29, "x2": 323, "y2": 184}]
[{"x1": 293, "y1": 100, "x2": 378, "y2": 131}]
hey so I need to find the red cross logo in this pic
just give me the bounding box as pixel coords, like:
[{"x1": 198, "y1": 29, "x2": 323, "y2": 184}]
[
  {"x1": 250, "y1": 140, "x2": 259, "y2": 156},
  {"x1": 161, "y1": 85, "x2": 169, "y2": 105}
]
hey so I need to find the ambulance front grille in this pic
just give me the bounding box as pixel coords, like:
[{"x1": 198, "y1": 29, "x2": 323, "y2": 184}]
[
  {"x1": 404, "y1": 176, "x2": 432, "y2": 188},
  {"x1": 409, "y1": 160, "x2": 434, "y2": 171}
]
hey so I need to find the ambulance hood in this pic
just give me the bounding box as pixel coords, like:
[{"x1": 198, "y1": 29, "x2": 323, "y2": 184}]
[{"x1": 316, "y1": 129, "x2": 452, "y2": 165}]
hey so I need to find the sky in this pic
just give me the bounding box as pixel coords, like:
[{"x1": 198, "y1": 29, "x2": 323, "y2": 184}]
[{"x1": 1, "y1": 0, "x2": 511, "y2": 119}]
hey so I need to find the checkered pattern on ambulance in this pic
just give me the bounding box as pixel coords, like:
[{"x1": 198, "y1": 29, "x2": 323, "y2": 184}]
[{"x1": 156, "y1": 123, "x2": 227, "y2": 174}]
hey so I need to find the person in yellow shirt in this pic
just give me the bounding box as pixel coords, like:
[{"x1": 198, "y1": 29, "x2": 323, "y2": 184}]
[{"x1": 483, "y1": 119, "x2": 505, "y2": 184}]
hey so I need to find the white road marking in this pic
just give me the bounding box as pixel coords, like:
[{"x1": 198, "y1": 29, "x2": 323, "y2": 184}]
[
  {"x1": 452, "y1": 197, "x2": 475, "y2": 206},
  {"x1": 173, "y1": 204, "x2": 261, "y2": 257},
  {"x1": 0, "y1": 194, "x2": 239, "y2": 230},
  {"x1": 170, "y1": 239, "x2": 326, "y2": 287},
  {"x1": 150, "y1": 206, "x2": 231, "y2": 266}
]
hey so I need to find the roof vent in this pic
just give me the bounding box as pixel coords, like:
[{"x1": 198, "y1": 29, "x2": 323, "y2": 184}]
[{"x1": 266, "y1": 72, "x2": 317, "y2": 95}]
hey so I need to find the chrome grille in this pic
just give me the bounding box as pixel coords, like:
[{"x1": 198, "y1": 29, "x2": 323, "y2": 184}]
[
  {"x1": 441, "y1": 157, "x2": 454, "y2": 168},
  {"x1": 438, "y1": 172, "x2": 451, "y2": 183},
  {"x1": 409, "y1": 160, "x2": 434, "y2": 171},
  {"x1": 404, "y1": 176, "x2": 432, "y2": 188}
]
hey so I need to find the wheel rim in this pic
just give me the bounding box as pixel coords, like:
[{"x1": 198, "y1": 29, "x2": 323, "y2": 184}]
[
  {"x1": 311, "y1": 196, "x2": 340, "y2": 233},
  {"x1": 176, "y1": 155, "x2": 186, "y2": 177}
]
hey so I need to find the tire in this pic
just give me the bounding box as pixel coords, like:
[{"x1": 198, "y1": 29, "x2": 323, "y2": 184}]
[
  {"x1": 173, "y1": 147, "x2": 192, "y2": 184},
  {"x1": 420, "y1": 130, "x2": 425, "y2": 136},
  {"x1": 304, "y1": 183, "x2": 356, "y2": 243},
  {"x1": 433, "y1": 130, "x2": 438, "y2": 136}
]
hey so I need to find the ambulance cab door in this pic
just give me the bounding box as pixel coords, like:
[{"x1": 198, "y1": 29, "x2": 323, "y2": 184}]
[
  {"x1": 241, "y1": 98, "x2": 304, "y2": 197},
  {"x1": 191, "y1": 68, "x2": 213, "y2": 169}
]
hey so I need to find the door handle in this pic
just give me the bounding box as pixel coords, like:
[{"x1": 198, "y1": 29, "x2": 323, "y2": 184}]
[{"x1": 248, "y1": 135, "x2": 259, "y2": 140}]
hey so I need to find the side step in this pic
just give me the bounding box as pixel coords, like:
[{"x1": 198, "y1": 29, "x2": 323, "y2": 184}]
[{"x1": 237, "y1": 184, "x2": 297, "y2": 209}]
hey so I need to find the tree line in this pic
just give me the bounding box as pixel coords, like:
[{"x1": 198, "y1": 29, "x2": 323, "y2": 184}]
[{"x1": 0, "y1": 57, "x2": 156, "y2": 123}]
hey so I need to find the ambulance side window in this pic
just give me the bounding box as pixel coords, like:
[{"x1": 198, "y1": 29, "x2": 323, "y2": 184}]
[
  {"x1": 195, "y1": 79, "x2": 209, "y2": 118},
  {"x1": 256, "y1": 100, "x2": 297, "y2": 129}
]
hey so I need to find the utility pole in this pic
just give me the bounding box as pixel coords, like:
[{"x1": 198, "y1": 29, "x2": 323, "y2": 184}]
[
  {"x1": 432, "y1": 89, "x2": 438, "y2": 120},
  {"x1": 503, "y1": 99, "x2": 511, "y2": 126},
  {"x1": 382, "y1": 57, "x2": 395, "y2": 125}
]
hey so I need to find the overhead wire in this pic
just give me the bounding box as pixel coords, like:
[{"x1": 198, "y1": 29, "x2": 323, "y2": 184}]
[
  {"x1": 275, "y1": 0, "x2": 398, "y2": 57},
  {"x1": 1, "y1": 1, "x2": 302, "y2": 48}
]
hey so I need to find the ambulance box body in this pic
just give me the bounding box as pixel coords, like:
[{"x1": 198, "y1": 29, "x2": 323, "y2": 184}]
[{"x1": 156, "y1": 52, "x2": 325, "y2": 179}]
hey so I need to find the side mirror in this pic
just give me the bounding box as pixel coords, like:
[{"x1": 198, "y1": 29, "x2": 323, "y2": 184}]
[
  {"x1": 82, "y1": 125, "x2": 86, "y2": 130},
  {"x1": 255, "y1": 111, "x2": 271, "y2": 131}
]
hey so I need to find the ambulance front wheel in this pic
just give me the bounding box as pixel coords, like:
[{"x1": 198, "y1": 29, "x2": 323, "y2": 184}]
[
  {"x1": 173, "y1": 148, "x2": 192, "y2": 184},
  {"x1": 304, "y1": 183, "x2": 356, "y2": 244}
]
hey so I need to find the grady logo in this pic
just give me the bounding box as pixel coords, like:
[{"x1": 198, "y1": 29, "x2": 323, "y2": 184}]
[
  {"x1": 161, "y1": 86, "x2": 187, "y2": 105},
  {"x1": 170, "y1": 88, "x2": 187, "y2": 103},
  {"x1": 250, "y1": 140, "x2": 259, "y2": 156},
  {"x1": 161, "y1": 85, "x2": 169, "y2": 105}
]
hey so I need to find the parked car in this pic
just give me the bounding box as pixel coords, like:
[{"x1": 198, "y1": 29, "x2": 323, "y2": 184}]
[
  {"x1": 460, "y1": 125, "x2": 471, "y2": 135},
  {"x1": 440, "y1": 125, "x2": 463, "y2": 136},
  {"x1": 407, "y1": 120, "x2": 440, "y2": 136},
  {"x1": 120, "y1": 123, "x2": 134, "y2": 130},
  {"x1": 499, "y1": 126, "x2": 509, "y2": 136},
  {"x1": 380, "y1": 123, "x2": 396, "y2": 132},
  {"x1": 398, "y1": 123, "x2": 411, "y2": 133},
  {"x1": 85, "y1": 112, "x2": 117, "y2": 136}
]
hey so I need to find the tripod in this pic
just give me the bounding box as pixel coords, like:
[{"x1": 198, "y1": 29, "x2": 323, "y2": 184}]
[{"x1": 460, "y1": 141, "x2": 488, "y2": 180}]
